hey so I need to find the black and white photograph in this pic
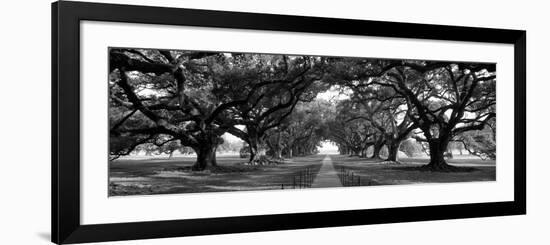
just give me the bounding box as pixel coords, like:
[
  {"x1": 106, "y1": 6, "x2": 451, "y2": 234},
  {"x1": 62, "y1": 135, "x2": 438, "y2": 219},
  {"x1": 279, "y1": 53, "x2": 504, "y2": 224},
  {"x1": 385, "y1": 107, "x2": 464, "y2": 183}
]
[
  {"x1": 5, "y1": 0, "x2": 546, "y2": 244},
  {"x1": 108, "y1": 48, "x2": 496, "y2": 196}
]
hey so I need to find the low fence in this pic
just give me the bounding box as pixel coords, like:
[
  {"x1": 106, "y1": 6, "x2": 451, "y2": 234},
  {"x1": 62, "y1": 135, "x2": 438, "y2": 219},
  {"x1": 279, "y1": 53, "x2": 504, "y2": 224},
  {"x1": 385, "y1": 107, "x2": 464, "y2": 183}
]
[
  {"x1": 281, "y1": 168, "x2": 315, "y2": 189},
  {"x1": 337, "y1": 167, "x2": 373, "y2": 187}
]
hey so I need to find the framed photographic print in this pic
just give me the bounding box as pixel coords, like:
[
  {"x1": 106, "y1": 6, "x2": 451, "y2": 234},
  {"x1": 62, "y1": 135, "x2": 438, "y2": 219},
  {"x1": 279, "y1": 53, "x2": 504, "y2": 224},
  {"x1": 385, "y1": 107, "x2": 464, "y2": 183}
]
[{"x1": 52, "y1": 1, "x2": 526, "y2": 244}]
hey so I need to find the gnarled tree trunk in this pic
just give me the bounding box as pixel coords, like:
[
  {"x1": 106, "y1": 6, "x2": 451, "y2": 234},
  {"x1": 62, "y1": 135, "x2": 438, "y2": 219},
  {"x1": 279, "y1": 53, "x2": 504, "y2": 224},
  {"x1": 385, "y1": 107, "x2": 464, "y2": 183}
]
[
  {"x1": 371, "y1": 141, "x2": 383, "y2": 159},
  {"x1": 273, "y1": 131, "x2": 283, "y2": 159},
  {"x1": 249, "y1": 142, "x2": 258, "y2": 163},
  {"x1": 192, "y1": 144, "x2": 217, "y2": 171},
  {"x1": 274, "y1": 148, "x2": 283, "y2": 159},
  {"x1": 248, "y1": 136, "x2": 269, "y2": 165},
  {"x1": 386, "y1": 141, "x2": 401, "y2": 162},
  {"x1": 360, "y1": 148, "x2": 368, "y2": 158},
  {"x1": 287, "y1": 147, "x2": 293, "y2": 158},
  {"x1": 191, "y1": 132, "x2": 221, "y2": 171},
  {"x1": 350, "y1": 146, "x2": 361, "y2": 157},
  {"x1": 425, "y1": 137, "x2": 453, "y2": 170}
]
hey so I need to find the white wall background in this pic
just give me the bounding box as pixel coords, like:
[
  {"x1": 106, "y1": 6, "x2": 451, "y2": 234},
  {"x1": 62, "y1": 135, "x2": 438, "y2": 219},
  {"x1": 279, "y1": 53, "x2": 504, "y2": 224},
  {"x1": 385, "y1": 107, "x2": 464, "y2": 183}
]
[{"x1": 0, "y1": 0, "x2": 547, "y2": 244}]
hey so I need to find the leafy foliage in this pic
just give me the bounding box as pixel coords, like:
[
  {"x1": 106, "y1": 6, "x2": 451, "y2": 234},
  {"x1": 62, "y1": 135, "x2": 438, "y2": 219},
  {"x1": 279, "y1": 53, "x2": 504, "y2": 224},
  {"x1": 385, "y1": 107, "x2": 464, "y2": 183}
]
[{"x1": 108, "y1": 48, "x2": 496, "y2": 171}]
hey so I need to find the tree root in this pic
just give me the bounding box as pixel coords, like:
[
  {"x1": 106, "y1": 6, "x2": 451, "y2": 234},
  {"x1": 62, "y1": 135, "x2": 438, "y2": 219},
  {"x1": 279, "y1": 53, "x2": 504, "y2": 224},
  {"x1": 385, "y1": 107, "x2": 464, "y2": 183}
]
[
  {"x1": 418, "y1": 163, "x2": 477, "y2": 172},
  {"x1": 162, "y1": 165, "x2": 261, "y2": 173}
]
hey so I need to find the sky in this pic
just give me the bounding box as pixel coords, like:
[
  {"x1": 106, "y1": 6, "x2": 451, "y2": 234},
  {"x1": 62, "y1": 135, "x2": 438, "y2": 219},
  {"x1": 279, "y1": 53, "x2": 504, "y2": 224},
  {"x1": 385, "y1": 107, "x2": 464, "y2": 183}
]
[
  {"x1": 315, "y1": 85, "x2": 351, "y2": 102},
  {"x1": 318, "y1": 141, "x2": 339, "y2": 154}
]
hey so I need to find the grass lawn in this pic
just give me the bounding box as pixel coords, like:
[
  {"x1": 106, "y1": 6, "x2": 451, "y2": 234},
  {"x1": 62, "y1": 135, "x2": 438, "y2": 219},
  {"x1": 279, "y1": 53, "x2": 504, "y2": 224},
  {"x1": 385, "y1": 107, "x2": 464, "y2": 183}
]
[
  {"x1": 331, "y1": 154, "x2": 496, "y2": 186},
  {"x1": 109, "y1": 154, "x2": 324, "y2": 196}
]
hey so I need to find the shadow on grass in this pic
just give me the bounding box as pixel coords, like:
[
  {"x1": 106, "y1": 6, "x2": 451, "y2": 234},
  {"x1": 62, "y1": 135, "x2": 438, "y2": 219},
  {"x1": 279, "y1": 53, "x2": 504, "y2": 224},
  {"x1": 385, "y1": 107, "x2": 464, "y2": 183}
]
[
  {"x1": 109, "y1": 155, "x2": 327, "y2": 196},
  {"x1": 388, "y1": 165, "x2": 480, "y2": 173},
  {"x1": 161, "y1": 165, "x2": 263, "y2": 173}
]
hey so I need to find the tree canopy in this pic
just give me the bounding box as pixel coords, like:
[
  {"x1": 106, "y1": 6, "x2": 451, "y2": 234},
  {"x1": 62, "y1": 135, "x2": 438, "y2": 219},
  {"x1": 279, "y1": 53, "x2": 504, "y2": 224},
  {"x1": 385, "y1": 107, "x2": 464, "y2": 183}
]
[{"x1": 109, "y1": 48, "x2": 496, "y2": 171}]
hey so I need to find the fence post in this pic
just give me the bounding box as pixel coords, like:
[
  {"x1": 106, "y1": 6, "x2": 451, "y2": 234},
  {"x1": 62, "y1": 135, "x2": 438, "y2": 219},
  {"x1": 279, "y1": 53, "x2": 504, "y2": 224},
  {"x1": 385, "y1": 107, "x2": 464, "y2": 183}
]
[
  {"x1": 299, "y1": 172, "x2": 302, "y2": 189},
  {"x1": 344, "y1": 170, "x2": 347, "y2": 186},
  {"x1": 307, "y1": 168, "x2": 310, "y2": 186},
  {"x1": 342, "y1": 169, "x2": 348, "y2": 186},
  {"x1": 342, "y1": 169, "x2": 345, "y2": 186},
  {"x1": 306, "y1": 170, "x2": 308, "y2": 187}
]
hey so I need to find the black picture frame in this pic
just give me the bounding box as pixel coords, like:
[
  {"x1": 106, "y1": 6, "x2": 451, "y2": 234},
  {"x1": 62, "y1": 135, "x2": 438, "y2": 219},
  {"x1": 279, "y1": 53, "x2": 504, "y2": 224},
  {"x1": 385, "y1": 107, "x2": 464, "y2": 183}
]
[{"x1": 52, "y1": 1, "x2": 526, "y2": 244}]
